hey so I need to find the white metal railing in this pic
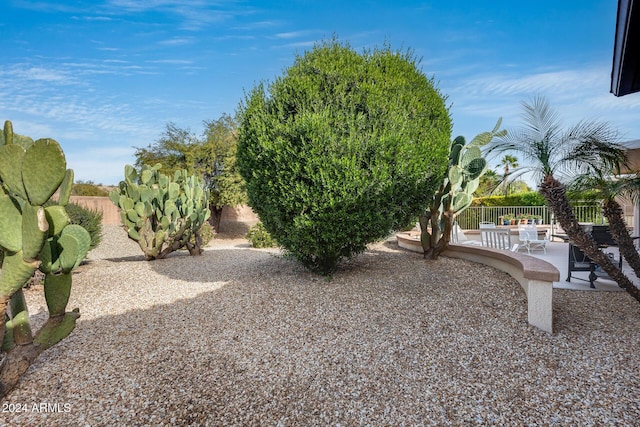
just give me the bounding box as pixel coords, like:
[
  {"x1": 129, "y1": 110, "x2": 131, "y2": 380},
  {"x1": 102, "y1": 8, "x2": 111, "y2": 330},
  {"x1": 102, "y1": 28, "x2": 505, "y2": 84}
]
[{"x1": 456, "y1": 204, "x2": 614, "y2": 230}]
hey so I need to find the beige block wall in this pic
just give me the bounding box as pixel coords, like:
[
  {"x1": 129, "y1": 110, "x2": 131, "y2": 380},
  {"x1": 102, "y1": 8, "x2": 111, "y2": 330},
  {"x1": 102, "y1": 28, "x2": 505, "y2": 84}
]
[
  {"x1": 220, "y1": 204, "x2": 259, "y2": 224},
  {"x1": 66, "y1": 196, "x2": 260, "y2": 227},
  {"x1": 69, "y1": 196, "x2": 121, "y2": 224}
]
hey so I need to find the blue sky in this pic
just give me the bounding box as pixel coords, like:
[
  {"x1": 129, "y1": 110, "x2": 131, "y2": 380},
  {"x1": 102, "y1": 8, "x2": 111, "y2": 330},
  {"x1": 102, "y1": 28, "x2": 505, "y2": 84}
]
[{"x1": 2, "y1": 0, "x2": 639, "y2": 185}]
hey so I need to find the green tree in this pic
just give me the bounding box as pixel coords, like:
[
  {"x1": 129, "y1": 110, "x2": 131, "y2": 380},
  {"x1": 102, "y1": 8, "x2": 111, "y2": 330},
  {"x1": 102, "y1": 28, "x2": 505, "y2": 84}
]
[
  {"x1": 237, "y1": 40, "x2": 451, "y2": 274},
  {"x1": 509, "y1": 179, "x2": 532, "y2": 194},
  {"x1": 488, "y1": 96, "x2": 640, "y2": 302},
  {"x1": 196, "y1": 115, "x2": 247, "y2": 230},
  {"x1": 134, "y1": 115, "x2": 246, "y2": 231},
  {"x1": 474, "y1": 169, "x2": 501, "y2": 197},
  {"x1": 134, "y1": 122, "x2": 198, "y2": 176},
  {"x1": 499, "y1": 154, "x2": 519, "y2": 195}
]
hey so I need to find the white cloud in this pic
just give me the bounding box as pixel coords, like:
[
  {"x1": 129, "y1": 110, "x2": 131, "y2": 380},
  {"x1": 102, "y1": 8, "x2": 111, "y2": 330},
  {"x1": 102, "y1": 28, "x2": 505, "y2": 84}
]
[
  {"x1": 459, "y1": 68, "x2": 604, "y2": 98},
  {"x1": 146, "y1": 59, "x2": 194, "y2": 65},
  {"x1": 442, "y1": 62, "x2": 640, "y2": 142},
  {"x1": 4, "y1": 66, "x2": 74, "y2": 83},
  {"x1": 13, "y1": 0, "x2": 84, "y2": 13},
  {"x1": 0, "y1": 61, "x2": 160, "y2": 157},
  {"x1": 274, "y1": 31, "x2": 314, "y2": 39},
  {"x1": 73, "y1": 15, "x2": 114, "y2": 22},
  {"x1": 157, "y1": 37, "x2": 195, "y2": 46},
  {"x1": 274, "y1": 40, "x2": 318, "y2": 50},
  {"x1": 105, "y1": 0, "x2": 250, "y2": 31},
  {"x1": 231, "y1": 20, "x2": 279, "y2": 31}
]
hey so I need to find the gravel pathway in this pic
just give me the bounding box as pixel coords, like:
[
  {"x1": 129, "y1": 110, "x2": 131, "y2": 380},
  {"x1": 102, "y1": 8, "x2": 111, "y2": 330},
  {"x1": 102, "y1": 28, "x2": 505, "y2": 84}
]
[{"x1": 2, "y1": 225, "x2": 640, "y2": 426}]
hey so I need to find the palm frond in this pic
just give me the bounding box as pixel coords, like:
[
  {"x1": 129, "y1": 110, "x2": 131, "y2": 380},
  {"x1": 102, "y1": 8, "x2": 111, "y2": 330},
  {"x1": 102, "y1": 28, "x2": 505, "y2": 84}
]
[
  {"x1": 520, "y1": 95, "x2": 562, "y2": 144},
  {"x1": 487, "y1": 95, "x2": 629, "y2": 190},
  {"x1": 499, "y1": 166, "x2": 531, "y2": 188},
  {"x1": 611, "y1": 174, "x2": 640, "y2": 205},
  {"x1": 559, "y1": 120, "x2": 628, "y2": 176},
  {"x1": 566, "y1": 167, "x2": 640, "y2": 206},
  {"x1": 566, "y1": 173, "x2": 606, "y2": 199}
]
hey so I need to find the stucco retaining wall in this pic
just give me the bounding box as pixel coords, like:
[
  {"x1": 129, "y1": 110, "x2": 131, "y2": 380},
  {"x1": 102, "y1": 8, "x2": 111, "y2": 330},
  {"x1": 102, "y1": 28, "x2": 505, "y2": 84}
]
[{"x1": 65, "y1": 197, "x2": 260, "y2": 228}]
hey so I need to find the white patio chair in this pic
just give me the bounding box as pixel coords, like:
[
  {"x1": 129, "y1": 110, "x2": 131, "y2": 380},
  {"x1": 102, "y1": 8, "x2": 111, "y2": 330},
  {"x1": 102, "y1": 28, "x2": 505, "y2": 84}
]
[
  {"x1": 518, "y1": 224, "x2": 547, "y2": 254},
  {"x1": 480, "y1": 228, "x2": 512, "y2": 250},
  {"x1": 451, "y1": 223, "x2": 482, "y2": 246}
]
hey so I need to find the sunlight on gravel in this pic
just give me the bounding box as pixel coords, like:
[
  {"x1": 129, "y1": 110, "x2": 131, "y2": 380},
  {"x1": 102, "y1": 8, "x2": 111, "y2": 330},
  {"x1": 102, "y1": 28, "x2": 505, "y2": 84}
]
[{"x1": 4, "y1": 225, "x2": 640, "y2": 426}]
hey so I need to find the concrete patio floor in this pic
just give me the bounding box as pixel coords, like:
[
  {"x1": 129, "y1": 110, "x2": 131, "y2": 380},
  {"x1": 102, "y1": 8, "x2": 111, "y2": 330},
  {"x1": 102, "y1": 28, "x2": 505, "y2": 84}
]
[
  {"x1": 487, "y1": 237, "x2": 640, "y2": 292},
  {"x1": 401, "y1": 227, "x2": 640, "y2": 292}
]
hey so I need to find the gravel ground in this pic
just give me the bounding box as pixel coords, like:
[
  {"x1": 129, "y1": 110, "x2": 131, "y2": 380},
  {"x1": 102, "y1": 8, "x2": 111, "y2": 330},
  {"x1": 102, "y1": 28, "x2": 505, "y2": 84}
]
[{"x1": 2, "y1": 224, "x2": 640, "y2": 426}]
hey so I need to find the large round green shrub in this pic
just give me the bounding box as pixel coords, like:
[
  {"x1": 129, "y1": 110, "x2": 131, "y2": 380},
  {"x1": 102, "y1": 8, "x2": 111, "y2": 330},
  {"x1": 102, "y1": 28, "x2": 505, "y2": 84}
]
[{"x1": 237, "y1": 40, "x2": 451, "y2": 274}]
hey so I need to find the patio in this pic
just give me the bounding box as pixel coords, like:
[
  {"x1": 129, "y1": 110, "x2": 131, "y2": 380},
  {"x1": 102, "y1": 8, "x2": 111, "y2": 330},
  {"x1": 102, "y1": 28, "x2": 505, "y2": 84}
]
[
  {"x1": 460, "y1": 231, "x2": 637, "y2": 292},
  {"x1": 396, "y1": 226, "x2": 640, "y2": 293},
  {"x1": 527, "y1": 240, "x2": 633, "y2": 292}
]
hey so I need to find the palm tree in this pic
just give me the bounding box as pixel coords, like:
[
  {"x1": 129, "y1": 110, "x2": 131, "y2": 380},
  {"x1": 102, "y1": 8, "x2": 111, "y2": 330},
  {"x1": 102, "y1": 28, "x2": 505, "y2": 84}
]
[
  {"x1": 570, "y1": 172, "x2": 640, "y2": 284},
  {"x1": 487, "y1": 95, "x2": 640, "y2": 302},
  {"x1": 475, "y1": 169, "x2": 502, "y2": 196},
  {"x1": 499, "y1": 154, "x2": 519, "y2": 195}
]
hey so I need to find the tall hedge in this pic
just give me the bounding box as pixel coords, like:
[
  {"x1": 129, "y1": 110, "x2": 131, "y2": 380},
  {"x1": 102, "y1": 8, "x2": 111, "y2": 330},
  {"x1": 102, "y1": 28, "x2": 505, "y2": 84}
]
[
  {"x1": 471, "y1": 192, "x2": 547, "y2": 207},
  {"x1": 237, "y1": 40, "x2": 451, "y2": 274}
]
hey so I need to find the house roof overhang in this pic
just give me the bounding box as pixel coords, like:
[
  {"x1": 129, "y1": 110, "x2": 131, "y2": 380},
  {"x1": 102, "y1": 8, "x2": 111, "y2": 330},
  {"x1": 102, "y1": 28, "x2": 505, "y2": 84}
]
[
  {"x1": 612, "y1": 0, "x2": 640, "y2": 96},
  {"x1": 622, "y1": 140, "x2": 640, "y2": 173}
]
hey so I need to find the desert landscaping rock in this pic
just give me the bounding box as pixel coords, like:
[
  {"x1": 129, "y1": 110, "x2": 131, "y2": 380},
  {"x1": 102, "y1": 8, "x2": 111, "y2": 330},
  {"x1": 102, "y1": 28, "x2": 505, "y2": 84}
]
[{"x1": 3, "y1": 225, "x2": 639, "y2": 425}]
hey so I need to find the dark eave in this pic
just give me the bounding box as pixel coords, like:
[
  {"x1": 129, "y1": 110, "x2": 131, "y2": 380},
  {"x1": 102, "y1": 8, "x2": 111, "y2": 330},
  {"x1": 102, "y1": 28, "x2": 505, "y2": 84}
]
[{"x1": 612, "y1": 0, "x2": 640, "y2": 96}]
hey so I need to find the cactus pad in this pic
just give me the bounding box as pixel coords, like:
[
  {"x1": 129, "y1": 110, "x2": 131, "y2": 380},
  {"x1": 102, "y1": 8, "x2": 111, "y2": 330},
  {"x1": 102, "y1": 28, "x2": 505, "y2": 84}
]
[
  {"x1": 44, "y1": 273, "x2": 72, "y2": 317},
  {"x1": 60, "y1": 224, "x2": 91, "y2": 271},
  {"x1": 57, "y1": 234, "x2": 79, "y2": 273},
  {"x1": 125, "y1": 164, "x2": 137, "y2": 182},
  {"x1": 448, "y1": 165, "x2": 463, "y2": 186},
  {"x1": 464, "y1": 157, "x2": 487, "y2": 180},
  {"x1": 0, "y1": 252, "x2": 39, "y2": 296},
  {"x1": 22, "y1": 139, "x2": 67, "y2": 205},
  {"x1": 0, "y1": 195, "x2": 23, "y2": 252},
  {"x1": 460, "y1": 145, "x2": 482, "y2": 168},
  {"x1": 0, "y1": 144, "x2": 28, "y2": 200},
  {"x1": 58, "y1": 169, "x2": 74, "y2": 207},
  {"x1": 3, "y1": 120, "x2": 13, "y2": 146},
  {"x1": 141, "y1": 169, "x2": 153, "y2": 184},
  {"x1": 21, "y1": 204, "x2": 48, "y2": 260},
  {"x1": 452, "y1": 192, "x2": 471, "y2": 213},
  {"x1": 44, "y1": 205, "x2": 70, "y2": 237}
]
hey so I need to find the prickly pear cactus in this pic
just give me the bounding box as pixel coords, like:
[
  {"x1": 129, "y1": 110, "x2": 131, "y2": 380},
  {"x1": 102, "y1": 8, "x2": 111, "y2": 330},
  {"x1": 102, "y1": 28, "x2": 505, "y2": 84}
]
[
  {"x1": 0, "y1": 120, "x2": 91, "y2": 397},
  {"x1": 421, "y1": 119, "x2": 506, "y2": 259},
  {"x1": 109, "y1": 164, "x2": 211, "y2": 260}
]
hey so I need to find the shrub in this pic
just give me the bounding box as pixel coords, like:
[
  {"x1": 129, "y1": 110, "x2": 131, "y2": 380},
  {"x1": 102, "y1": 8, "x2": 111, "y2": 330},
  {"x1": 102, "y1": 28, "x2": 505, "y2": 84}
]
[
  {"x1": 238, "y1": 40, "x2": 451, "y2": 274},
  {"x1": 72, "y1": 181, "x2": 109, "y2": 197},
  {"x1": 246, "y1": 222, "x2": 277, "y2": 248},
  {"x1": 64, "y1": 202, "x2": 103, "y2": 251},
  {"x1": 472, "y1": 191, "x2": 546, "y2": 207}
]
